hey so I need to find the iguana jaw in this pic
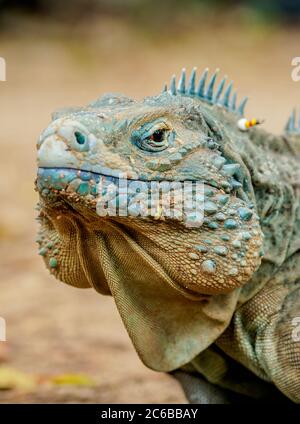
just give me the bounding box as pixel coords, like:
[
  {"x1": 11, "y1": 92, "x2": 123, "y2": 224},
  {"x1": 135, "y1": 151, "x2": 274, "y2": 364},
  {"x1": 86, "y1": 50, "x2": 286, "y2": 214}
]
[{"x1": 36, "y1": 165, "x2": 264, "y2": 296}]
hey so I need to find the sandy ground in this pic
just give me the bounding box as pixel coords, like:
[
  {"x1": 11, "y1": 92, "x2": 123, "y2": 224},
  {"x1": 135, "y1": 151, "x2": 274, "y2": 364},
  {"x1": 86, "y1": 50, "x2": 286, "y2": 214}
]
[{"x1": 0, "y1": 15, "x2": 299, "y2": 403}]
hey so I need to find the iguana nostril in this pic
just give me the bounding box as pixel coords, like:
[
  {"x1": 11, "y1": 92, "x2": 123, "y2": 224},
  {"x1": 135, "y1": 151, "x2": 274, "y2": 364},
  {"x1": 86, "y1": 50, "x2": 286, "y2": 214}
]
[{"x1": 74, "y1": 131, "x2": 86, "y2": 145}]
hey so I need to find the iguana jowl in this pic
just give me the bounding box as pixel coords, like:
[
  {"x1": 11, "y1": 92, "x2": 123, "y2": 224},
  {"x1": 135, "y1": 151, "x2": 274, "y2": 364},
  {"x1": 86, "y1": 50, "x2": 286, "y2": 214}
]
[{"x1": 35, "y1": 67, "x2": 300, "y2": 403}]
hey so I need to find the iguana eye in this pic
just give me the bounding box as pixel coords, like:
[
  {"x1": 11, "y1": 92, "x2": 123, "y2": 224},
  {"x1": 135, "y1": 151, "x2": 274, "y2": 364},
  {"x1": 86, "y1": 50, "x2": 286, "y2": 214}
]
[
  {"x1": 141, "y1": 128, "x2": 170, "y2": 152},
  {"x1": 132, "y1": 122, "x2": 173, "y2": 153}
]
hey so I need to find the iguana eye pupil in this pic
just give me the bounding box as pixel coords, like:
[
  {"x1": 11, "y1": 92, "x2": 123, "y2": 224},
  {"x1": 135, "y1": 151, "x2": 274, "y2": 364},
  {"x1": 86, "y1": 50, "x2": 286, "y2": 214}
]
[
  {"x1": 74, "y1": 131, "x2": 86, "y2": 145},
  {"x1": 150, "y1": 129, "x2": 165, "y2": 143}
]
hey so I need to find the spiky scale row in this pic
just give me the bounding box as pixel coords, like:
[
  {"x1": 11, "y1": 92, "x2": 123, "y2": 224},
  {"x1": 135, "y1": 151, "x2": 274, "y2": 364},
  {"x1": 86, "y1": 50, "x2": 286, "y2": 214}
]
[
  {"x1": 163, "y1": 67, "x2": 248, "y2": 116},
  {"x1": 285, "y1": 109, "x2": 300, "y2": 133}
]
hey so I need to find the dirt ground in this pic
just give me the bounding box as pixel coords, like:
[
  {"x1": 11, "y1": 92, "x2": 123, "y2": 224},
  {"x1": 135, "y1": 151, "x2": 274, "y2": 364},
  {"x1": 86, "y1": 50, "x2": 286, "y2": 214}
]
[{"x1": 0, "y1": 15, "x2": 299, "y2": 403}]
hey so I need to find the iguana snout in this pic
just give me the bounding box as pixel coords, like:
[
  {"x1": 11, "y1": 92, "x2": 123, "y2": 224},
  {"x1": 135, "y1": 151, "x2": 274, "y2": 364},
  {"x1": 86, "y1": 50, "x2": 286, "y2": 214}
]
[{"x1": 37, "y1": 115, "x2": 137, "y2": 178}]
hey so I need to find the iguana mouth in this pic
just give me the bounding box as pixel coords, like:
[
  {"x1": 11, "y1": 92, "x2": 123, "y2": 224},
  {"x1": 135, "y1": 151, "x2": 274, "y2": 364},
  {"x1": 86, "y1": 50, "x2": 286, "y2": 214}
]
[
  {"x1": 36, "y1": 166, "x2": 239, "y2": 227},
  {"x1": 37, "y1": 166, "x2": 226, "y2": 185},
  {"x1": 36, "y1": 165, "x2": 242, "y2": 196}
]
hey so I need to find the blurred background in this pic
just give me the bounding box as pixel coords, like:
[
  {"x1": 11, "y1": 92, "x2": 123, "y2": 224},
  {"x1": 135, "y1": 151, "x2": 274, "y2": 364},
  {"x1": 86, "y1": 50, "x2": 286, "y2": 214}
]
[{"x1": 0, "y1": 0, "x2": 299, "y2": 403}]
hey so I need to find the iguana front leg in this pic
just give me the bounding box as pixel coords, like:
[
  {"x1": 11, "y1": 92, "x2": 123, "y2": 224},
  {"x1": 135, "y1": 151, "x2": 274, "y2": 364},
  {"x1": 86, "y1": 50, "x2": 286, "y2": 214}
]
[
  {"x1": 173, "y1": 361, "x2": 290, "y2": 404},
  {"x1": 216, "y1": 252, "x2": 300, "y2": 403},
  {"x1": 172, "y1": 370, "x2": 253, "y2": 404}
]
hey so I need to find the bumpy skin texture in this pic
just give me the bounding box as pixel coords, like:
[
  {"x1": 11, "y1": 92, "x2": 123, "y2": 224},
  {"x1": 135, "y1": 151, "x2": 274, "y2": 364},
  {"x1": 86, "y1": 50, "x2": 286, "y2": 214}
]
[{"x1": 35, "y1": 70, "x2": 300, "y2": 403}]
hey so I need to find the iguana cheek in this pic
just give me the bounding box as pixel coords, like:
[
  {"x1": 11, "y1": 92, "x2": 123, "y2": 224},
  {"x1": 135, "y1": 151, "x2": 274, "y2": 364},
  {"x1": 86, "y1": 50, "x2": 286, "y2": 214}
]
[{"x1": 125, "y1": 191, "x2": 264, "y2": 295}]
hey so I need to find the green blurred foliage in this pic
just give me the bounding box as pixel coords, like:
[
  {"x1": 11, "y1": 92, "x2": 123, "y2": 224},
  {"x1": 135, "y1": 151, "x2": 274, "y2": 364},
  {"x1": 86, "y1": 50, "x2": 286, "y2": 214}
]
[{"x1": 0, "y1": 0, "x2": 299, "y2": 24}]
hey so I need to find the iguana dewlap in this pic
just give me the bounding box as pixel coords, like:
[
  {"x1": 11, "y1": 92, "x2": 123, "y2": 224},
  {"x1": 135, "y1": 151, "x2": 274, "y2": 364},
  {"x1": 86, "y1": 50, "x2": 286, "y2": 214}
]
[{"x1": 35, "y1": 68, "x2": 300, "y2": 403}]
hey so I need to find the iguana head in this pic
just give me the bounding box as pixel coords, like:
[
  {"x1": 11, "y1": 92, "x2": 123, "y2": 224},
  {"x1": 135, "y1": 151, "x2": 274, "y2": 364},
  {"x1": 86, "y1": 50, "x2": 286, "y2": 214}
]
[{"x1": 36, "y1": 68, "x2": 264, "y2": 371}]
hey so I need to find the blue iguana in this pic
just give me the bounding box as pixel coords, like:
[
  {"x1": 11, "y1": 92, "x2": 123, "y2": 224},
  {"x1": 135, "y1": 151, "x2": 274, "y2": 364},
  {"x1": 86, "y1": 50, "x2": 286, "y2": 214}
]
[{"x1": 35, "y1": 67, "x2": 300, "y2": 403}]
